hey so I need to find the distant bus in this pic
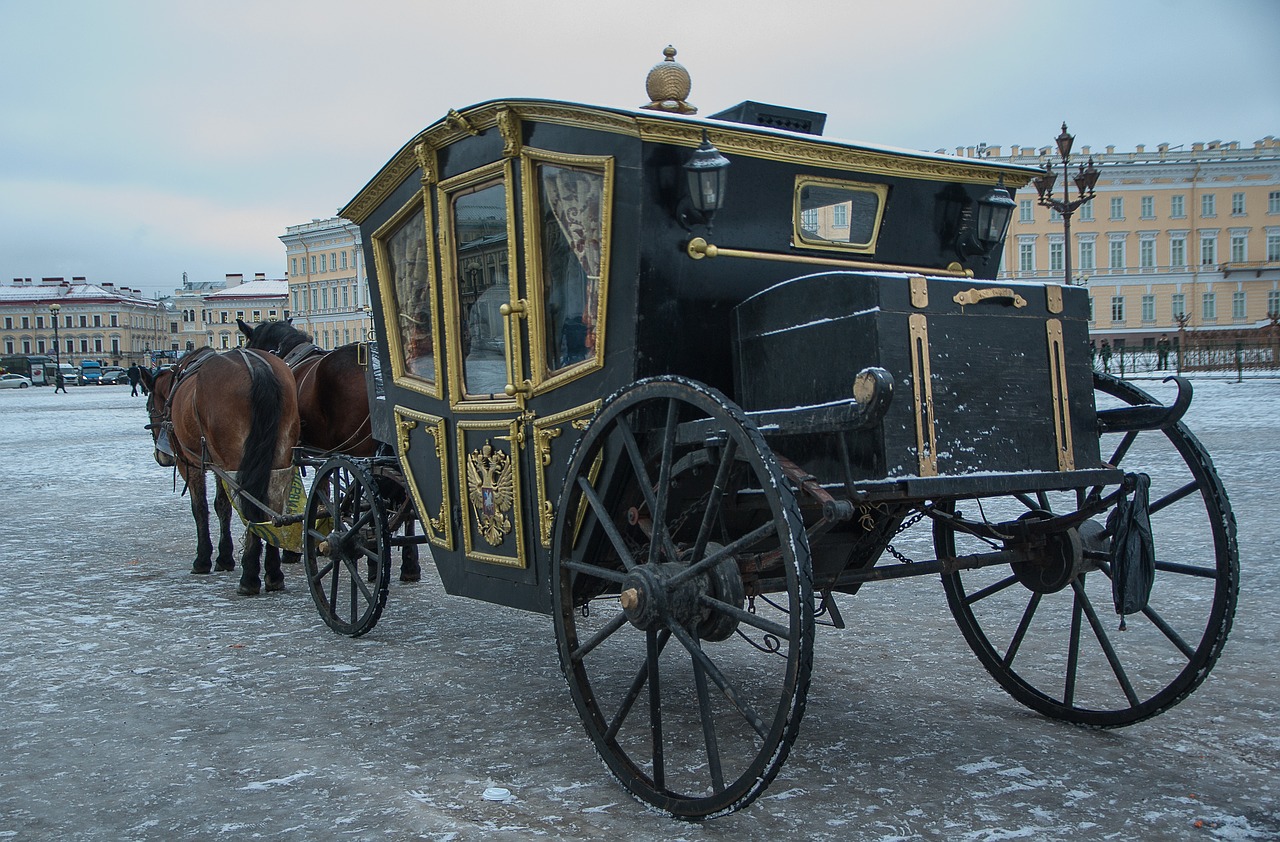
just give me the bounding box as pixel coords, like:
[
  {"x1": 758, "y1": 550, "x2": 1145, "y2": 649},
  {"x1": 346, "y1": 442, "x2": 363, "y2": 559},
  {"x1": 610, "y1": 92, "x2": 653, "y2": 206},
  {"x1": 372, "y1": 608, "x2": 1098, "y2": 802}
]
[{"x1": 0, "y1": 354, "x2": 55, "y2": 386}]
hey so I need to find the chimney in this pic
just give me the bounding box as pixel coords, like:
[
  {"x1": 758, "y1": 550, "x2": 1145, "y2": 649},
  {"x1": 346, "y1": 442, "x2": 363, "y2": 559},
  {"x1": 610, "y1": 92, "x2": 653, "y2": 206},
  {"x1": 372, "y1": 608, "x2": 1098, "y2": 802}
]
[
  {"x1": 1080, "y1": 145, "x2": 1091, "y2": 155},
  {"x1": 225, "y1": 273, "x2": 243, "y2": 286},
  {"x1": 1010, "y1": 145, "x2": 1021, "y2": 156},
  {"x1": 1136, "y1": 144, "x2": 1145, "y2": 154},
  {"x1": 42, "y1": 277, "x2": 64, "y2": 285},
  {"x1": 72, "y1": 276, "x2": 86, "y2": 282},
  {"x1": 254, "y1": 272, "x2": 265, "y2": 280},
  {"x1": 1105, "y1": 145, "x2": 1115, "y2": 155},
  {"x1": 1192, "y1": 142, "x2": 1204, "y2": 152},
  {"x1": 102, "y1": 282, "x2": 114, "y2": 289}
]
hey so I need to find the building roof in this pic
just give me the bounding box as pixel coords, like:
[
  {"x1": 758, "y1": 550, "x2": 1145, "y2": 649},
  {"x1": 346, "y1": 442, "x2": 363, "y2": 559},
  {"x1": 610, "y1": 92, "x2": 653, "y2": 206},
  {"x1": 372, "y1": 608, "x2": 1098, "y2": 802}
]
[
  {"x1": 0, "y1": 279, "x2": 155, "y2": 307},
  {"x1": 204, "y1": 279, "x2": 289, "y2": 301}
]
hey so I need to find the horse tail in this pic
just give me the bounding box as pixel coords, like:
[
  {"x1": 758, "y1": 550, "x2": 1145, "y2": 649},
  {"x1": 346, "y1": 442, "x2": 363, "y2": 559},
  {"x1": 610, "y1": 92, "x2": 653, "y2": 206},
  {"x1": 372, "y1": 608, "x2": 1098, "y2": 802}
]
[{"x1": 239, "y1": 351, "x2": 283, "y2": 522}]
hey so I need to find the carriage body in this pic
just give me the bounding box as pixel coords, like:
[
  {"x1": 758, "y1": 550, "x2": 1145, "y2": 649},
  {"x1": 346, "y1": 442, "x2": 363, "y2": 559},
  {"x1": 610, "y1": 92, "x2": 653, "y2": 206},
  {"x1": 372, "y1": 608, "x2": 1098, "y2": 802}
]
[
  {"x1": 328, "y1": 94, "x2": 1236, "y2": 818},
  {"x1": 343, "y1": 98, "x2": 1096, "y2": 611}
]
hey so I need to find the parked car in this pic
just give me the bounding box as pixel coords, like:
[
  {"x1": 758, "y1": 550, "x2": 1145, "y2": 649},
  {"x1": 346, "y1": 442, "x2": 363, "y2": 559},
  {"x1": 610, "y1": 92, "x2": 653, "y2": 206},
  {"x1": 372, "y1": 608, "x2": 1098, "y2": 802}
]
[
  {"x1": 99, "y1": 366, "x2": 128, "y2": 385},
  {"x1": 58, "y1": 364, "x2": 79, "y2": 386},
  {"x1": 0, "y1": 373, "x2": 32, "y2": 389},
  {"x1": 78, "y1": 360, "x2": 103, "y2": 385}
]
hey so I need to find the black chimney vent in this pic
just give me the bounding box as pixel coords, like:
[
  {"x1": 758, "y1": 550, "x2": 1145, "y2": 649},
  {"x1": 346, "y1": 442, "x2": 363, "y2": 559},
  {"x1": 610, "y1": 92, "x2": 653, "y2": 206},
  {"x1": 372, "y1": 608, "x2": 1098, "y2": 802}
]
[{"x1": 709, "y1": 101, "x2": 827, "y2": 136}]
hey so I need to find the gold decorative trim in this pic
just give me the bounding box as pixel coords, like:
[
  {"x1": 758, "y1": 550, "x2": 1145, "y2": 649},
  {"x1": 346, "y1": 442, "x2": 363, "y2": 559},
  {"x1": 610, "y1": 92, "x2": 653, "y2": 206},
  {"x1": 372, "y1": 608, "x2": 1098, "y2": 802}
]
[
  {"x1": 1045, "y1": 319, "x2": 1075, "y2": 471},
  {"x1": 531, "y1": 401, "x2": 601, "y2": 548},
  {"x1": 1045, "y1": 284, "x2": 1064, "y2": 314},
  {"x1": 342, "y1": 100, "x2": 1038, "y2": 225},
  {"x1": 497, "y1": 107, "x2": 522, "y2": 158},
  {"x1": 457, "y1": 419, "x2": 526, "y2": 568},
  {"x1": 519, "y1": 148, "x2": 615, "y2": 395},
  {"x1": 371, "y1": 189, "x2": 444, "y2": 400},
  {"x1": 686, "y1": 237, "x2": 974, "y2": 279},
  {"x1": 437, "y1": 160, "x2": 523, "y2": 414},
  {"x1": 393, "y1": 407, "x2": 453, "y2": 549},
  {"x1": 414, "y1": 141, "x2": 439, "y2": 187},
  {"x1": 908, "y1": 314, "x2": 937, "y2": 477},
  {"x1": 792, "y1": 176, "x2": 888, "y2": 255},
  {"x1": 446, "y1": 108, "x2": 480, "y2": 136},
  {"x1": 952, "y1": 287, "x2": 1028, "y2": 308},
  {"x1": 909, "y1": 275, "x2": 929, "y2": 308}
]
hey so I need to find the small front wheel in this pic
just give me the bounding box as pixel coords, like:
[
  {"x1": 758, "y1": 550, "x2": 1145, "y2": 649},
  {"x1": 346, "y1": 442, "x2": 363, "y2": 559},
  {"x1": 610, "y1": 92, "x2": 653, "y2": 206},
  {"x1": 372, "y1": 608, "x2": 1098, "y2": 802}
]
[{"x1": 302, "y1": 455, "x2": 391, "y2": 636}]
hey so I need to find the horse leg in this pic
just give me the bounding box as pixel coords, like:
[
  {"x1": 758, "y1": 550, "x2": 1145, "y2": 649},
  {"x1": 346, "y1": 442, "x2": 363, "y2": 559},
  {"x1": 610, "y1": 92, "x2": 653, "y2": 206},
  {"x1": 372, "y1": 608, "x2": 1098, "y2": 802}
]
[
  {"x1": 400, "y1": 518, "x2": 421, "y2": 582},
  {"x1": 264, "y1": 544, "x2": 285, "y2": 592},
  {"x1": 189, "y1": 472, "x2": 214, "y2": 574},
  {"x1": 213, "y1": 480, "x2": 236, "y2": 572},
  {"x1": 237, "y1": 532, "x2": 263, "y2": 596}
]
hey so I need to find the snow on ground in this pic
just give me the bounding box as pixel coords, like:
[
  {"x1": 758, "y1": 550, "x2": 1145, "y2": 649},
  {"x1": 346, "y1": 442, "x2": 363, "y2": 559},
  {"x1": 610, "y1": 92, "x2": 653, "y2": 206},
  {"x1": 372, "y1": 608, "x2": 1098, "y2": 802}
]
[{"x1": 0, "y1": 376, "x2": 1276, "y2": 840}]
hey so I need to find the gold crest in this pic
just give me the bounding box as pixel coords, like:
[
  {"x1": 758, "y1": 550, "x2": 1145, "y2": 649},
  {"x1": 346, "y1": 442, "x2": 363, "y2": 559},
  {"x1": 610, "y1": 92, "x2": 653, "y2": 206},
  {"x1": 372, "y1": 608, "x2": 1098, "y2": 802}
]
[{"x1": 467, "y1": 440, "x2": 515, "y2": 546}]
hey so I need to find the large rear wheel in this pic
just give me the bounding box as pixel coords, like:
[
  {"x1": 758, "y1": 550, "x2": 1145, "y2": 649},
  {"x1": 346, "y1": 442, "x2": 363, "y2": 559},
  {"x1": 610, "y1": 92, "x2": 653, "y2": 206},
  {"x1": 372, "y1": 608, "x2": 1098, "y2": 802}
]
[
  {"x1": 551, "y1": 377, "x2": 814, "y2": 819},
  {"x1": 935, "y1": 373, "x2": 1237, "y2": 726}
]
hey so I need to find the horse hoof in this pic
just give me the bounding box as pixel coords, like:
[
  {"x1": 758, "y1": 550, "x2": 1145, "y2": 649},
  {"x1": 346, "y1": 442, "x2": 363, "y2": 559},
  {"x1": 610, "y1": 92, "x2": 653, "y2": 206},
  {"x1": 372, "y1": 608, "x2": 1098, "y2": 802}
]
[
  {"x1": 237, "y1": 583, "x2": 261, "y2": 596},
  {"x1": 215, "y1": 562, "x2": 235, "y2": 572},
  {"x1": 191, "y1": 566, "x2": 213, "y2": 575},
  {"x1": 265, "y1": 580, "x2": 285, "y2": 593},
  {"x1": 400, "y1": 572, "x2": 421, "y2": 583}
]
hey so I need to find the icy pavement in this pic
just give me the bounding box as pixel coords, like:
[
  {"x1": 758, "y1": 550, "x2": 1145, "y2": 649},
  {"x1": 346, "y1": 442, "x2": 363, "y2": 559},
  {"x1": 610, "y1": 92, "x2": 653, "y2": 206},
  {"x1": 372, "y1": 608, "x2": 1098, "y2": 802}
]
[{"x1": 0, "y1": 380, "x2": 1276, "y2": 840}]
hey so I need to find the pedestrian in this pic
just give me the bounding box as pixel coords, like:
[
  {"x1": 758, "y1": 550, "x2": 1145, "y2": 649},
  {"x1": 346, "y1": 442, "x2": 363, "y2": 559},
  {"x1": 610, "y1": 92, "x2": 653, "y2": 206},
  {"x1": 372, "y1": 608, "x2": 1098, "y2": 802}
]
[
  {"x1": 54, "y1": 370, "x2": 67, "y2": 393},
  {"x1": 1100, "y1": 339, "x2": 1113, "y2": 373},
  {"x1": 127, "y1": 364, "x2": 141, "y2": 397},
  {"x1": 1156, "y1": 334, "x2": 1171, "y2": 371}
]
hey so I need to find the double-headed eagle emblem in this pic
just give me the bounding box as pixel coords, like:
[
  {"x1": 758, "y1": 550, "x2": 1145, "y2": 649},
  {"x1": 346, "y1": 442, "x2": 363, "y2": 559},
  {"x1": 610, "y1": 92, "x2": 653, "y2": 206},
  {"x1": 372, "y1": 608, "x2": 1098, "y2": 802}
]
[{"x1": 466, "y1": 441, "x2": 514, "y2": 546}]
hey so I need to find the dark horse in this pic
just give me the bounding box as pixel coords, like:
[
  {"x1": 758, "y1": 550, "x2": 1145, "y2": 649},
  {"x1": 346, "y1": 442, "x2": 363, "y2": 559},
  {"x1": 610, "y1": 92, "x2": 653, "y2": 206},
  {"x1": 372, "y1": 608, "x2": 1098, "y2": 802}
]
[
  {"x1": 237, "y1": 318, "x2": 421, "y2": 581},
  {"x1": 142, "y1": 348, "x2": 302, "y2": 595}
]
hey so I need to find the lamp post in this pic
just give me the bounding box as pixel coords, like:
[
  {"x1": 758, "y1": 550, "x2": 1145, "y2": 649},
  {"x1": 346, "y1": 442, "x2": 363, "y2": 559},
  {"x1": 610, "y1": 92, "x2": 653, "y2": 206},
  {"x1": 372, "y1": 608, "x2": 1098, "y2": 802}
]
[
  {"x1": 1033, "y1": 123, "x2": 1100, "y2": 287},
  {"x1": 49, "y1": 302, "x2": 62, "y2": 372}
]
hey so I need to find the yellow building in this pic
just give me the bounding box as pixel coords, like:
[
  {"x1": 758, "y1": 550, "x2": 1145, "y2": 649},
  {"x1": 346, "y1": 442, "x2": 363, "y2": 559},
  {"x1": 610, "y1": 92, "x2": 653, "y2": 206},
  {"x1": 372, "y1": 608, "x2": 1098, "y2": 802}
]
[
  {"x1": 280, "y1": 218, "x2": 372, "y2": 349},
  {"x1": 0, "y1": 276, "x2": 168, "y2": 366},
  {"x1": 980, "y1": 136, "x2": 1280, "y2": 352}
]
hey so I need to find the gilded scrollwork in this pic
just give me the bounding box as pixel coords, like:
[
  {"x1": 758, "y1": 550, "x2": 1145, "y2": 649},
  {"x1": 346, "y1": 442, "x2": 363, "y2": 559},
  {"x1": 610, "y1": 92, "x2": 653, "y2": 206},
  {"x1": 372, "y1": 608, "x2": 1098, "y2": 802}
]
[
  {"x1": 413, "y1": 141, "x2": 439, "y2": 187},
  {"x1": 393, "y1": 407, "x2": 452, "y2": 550},
  {"x1": 446, "y1": 108, "x2": 480, "y2": 136},
  {"x1": 497, "y1": 107, "x2": 522, "y2": 158},
  {"x1": 531, "y1": 401, "x2": 601, "y2": 548}
]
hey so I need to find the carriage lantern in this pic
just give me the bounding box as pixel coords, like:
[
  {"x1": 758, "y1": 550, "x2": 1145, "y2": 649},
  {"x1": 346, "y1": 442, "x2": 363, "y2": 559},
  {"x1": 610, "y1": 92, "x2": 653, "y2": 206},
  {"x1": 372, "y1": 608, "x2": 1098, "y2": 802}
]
[
  {"x1": 680, "y1": 130, "x2": 730, "y2": 231},
  {"x1": 974, "y1": 176, "x2": 1016, "y2": 250}
]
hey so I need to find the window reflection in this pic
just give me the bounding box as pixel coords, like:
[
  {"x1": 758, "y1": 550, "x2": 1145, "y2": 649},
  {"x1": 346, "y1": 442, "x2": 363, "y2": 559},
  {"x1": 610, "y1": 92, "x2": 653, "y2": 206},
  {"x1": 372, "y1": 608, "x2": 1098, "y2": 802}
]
[
  {"x1": 453, "y1": 182, "x2": 510, "y2": 398},
  {"x1": 797, "y1": 181, "x2": 884, "y2": 249},
  {"x1": 537, "y1": 164, "x2": 604, "y2": 375},
  {"x1": 384, "y1": 211, "x2": 434, "y2": 380}
]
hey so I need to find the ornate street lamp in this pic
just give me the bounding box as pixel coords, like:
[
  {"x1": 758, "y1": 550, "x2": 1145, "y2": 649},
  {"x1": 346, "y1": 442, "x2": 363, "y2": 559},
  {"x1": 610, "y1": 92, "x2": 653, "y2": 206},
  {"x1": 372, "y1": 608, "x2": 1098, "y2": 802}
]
[
  {"x1": 1034, "y1": 122, "x2": 1100, "y2": 286},
  {"x1": 49, "y1": 302, "x2": 62, "y2": 371}
]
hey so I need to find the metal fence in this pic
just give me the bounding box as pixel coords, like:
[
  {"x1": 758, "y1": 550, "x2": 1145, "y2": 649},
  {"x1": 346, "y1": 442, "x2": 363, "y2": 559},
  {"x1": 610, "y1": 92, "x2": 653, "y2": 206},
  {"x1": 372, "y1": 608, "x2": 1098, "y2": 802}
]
[{"x1": 1092, "y1": 337, "x2": 1280, "y2": 378}]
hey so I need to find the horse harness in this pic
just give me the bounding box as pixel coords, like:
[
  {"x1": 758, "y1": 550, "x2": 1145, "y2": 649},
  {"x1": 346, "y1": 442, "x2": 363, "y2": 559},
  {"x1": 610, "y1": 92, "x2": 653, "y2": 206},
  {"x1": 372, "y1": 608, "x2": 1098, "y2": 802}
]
[{"x1": 272, "y1": 340, "x2": 374, "y2": 454}]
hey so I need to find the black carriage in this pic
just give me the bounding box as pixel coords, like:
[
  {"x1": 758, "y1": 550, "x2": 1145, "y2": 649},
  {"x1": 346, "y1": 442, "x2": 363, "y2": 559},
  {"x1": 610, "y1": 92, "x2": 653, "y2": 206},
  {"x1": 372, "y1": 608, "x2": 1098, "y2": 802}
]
[{"x1": 300, "y1": 57, "x2": 1237, "y2": 818}]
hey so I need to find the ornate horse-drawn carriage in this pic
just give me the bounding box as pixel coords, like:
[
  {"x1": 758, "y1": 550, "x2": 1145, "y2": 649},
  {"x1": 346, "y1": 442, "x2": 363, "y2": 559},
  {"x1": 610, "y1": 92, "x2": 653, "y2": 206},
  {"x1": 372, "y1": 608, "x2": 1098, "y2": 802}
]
[{"x1": 300, "y1": 53, "x2": 1237, "y2": 818}]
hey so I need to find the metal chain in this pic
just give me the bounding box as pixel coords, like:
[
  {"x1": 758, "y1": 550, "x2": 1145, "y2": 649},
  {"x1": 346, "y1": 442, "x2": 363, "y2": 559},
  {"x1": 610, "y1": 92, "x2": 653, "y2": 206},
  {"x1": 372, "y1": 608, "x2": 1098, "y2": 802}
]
[{"x1": 884, "y1": 507, "x2": 928, "y2": 565}]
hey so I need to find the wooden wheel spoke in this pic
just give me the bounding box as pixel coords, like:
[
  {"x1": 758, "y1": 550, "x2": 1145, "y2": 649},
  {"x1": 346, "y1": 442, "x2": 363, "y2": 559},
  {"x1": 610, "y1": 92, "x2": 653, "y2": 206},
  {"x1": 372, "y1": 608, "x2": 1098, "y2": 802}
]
[
  {"x1": 1149, "y1": 480, "x2": 1199, "y2": 516},
  {"x1": 647, "y1": 628, "x2": 666, "y2": 791},
  {"x1": 309, "y1": 557, "x2": 335, "y2": 582},
  {"x1": 615, "y1": 410, "x2": 682, "y2": 566},
  {"x1": 576, "y1": 475, "x2": 638, "y2": 571},
  {"x1": 1138, "y1": 603, "x2": 1197, "y2": 660},
  {"x1": 1072, "y1": 578, "x2": 1140, "y2": 706},
  {"x1": 604, "y1": 628, "x2": 671, "y2": 741},
  {"x1": 963, "y1": 573, "x2": 1020, "y2": 606},
  {"x1": 1001, "y1": 592, "x2": 1041, "y2": 668},
  {"x1": 1108, "y1": 430, "x2": 1139, "y2": 467},
  {"x1": 570, "y1": 611, "x2": 629, "y2": 663},
  {"x1": 562, "y1": 559, "x2": 628, "y2": 584},
  {"x1": 691, "y1": 650, "x2": 725, "y2": 793},
  {"x1": 700, "y1": 594, "x2": 792, "y2": 641},
  {"x1": 670, "y1": 623, "x2": 769, "y2": 740},
  {"x1": 669, "y1": 520, "x2": 775, "y2": 588},
  {"x1": 1153, "y1": 559, "x2": 1219, "y2": 578},
  {"x1": 692, "y1": 437, "x2": 738, "y2": 562}
]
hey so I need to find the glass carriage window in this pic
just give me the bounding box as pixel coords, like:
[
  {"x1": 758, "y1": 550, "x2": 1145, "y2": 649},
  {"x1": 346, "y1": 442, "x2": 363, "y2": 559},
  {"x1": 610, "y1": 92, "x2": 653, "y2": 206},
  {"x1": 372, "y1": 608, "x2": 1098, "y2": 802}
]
[
  {"x1": 534, "y1": 162, "x2": 607, "y2": 376},
  {"x1": 382, "y1": 206, "x2": 436, "y2": 381},
  {"x1": 794, "y1": 177, "x2": 887, "y2": 253},
  {"x1": 452, "y1": 181, "x2": 511, "y2": 399}
]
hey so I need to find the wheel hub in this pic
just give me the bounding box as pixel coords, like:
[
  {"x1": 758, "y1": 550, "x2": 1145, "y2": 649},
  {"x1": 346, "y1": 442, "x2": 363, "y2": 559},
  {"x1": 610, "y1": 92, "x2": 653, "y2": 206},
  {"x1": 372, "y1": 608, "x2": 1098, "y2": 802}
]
[
  {"x1": 1011, "y1": 511, "x2": 1085, "y2": 594},
  {"x1": 618, "y1": 545, "x2": 746, "y2": 641}
]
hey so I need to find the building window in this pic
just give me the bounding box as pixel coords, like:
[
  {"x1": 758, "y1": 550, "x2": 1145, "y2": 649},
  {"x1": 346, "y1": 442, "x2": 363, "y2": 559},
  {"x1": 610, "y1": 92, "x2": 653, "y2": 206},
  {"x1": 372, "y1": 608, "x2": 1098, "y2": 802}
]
[
  {"x1": 1233, "y1": 290, "x2": 1246, "y2": 320},
  {"x1": 320, "y1": 253, "x2": 327, "y2": 272},
  {"x1": 342, "y1": 286, "x2": 350, "y2": 308},
  {"x1": 322, "y1": 288, "x2": 329, "y2": 310},
  {"x1": 1201, "y1": 194, "x2": 1216, "y2": 218},
  {"x1": 341, "y1": 251, "x2": 348, "y2": 270},
  {"x1": 1140, "y1": 196, "x2": 1154, "y2": 219},
  {"x1": 1110, "y1": 197, "x2": 1123, "y2": 220},
  {"x1": 1079, "y1": 240, "x2": 1095, "y2": 271},
  {"x1": 1172, "y1": 293, "x2": 1186, "y2": 320},
  {"x1": 1232, "y1": 192, "x2": 1246, "y2": 216},
  {"x1": 1201, "y1": 235, "x2": 1217, "y2": 265},
  {"x1": 1202, "y1": 291, "x2": 1217, "y2": 320},
  {"x1": 1078, "y1": 202, "x2": 1094, "y2": 222},
  {"x1": 1111, "y1": 296, "x2": 1125, "y2": 322},
  {"x1": 252, "y1": 310, "x2": 261, "y2": 322},
  {"x1": 331, "y1": 252, "x2": 338, "y2": 270},
  {"x1": 1231, "y1": 234, "x2": 1247, "y2": 263},
  {"x1": 1268, "y1": 233, "x2": 1280, "y2": 262},
  {"x1": 1270, "y1": 191, "x2": 1280, "y2": 214},
  {"x1": 1049, "y1": 207, "x2": 1062, "y2": 222},
  {"x1": 1019, "y1": 199, "x2": 1033, "y2": 223},
  {"x1": 1019, "y1": 242, "x2": 1035, "y2": 272},
  {"x1": 1141, "y1": 294, "x2": 1155, "y2": 322},
  {"x1": 1171, "y1": 195, "x2": 1185, "y2": 218},
  {"x1": 1268, "y1": 289, "x2": 1280, "y2": 317},
  {"x1": 1109, "y1": 239, "x2": 1125, "y2": 270},
  {"x1": 310, "y1": 255, "x2": 317, "y2": 274},
  {"x1": 800, "y1": 208, "x2": 818, "y2": 229},
  {"x1": 1171, "y1": 237, "x2": 1186, "y2": 267},
  {"x1": 1049, "y1": 241, "x2": 1064, "y2": 272},
  {"x1": 291, "y1": 257, "x2": 297, "y2": 276},
  {"x1": 1140, "y1": 238, "x2": 1155, "y2": 268},
  {"x1": 311, "y1": 288, "x2": 319, "y2": 310}
]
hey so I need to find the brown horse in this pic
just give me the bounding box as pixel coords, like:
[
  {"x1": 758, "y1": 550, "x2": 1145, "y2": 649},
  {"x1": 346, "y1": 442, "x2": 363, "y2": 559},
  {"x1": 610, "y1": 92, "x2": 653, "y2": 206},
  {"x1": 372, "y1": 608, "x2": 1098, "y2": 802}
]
[
  {"x1": 237, "y1": 319, "x2": 421, "y2": 581},
  {"x1": 142, "y1": 348, "x2": 302, "y2": 595}
]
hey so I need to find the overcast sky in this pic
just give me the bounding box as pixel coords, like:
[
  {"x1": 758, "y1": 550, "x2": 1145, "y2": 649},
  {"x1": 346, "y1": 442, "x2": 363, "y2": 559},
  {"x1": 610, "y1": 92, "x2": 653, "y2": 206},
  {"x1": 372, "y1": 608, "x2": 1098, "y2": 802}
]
[{"x1": 2, "y1": 0, "x2": 1277, "y2": 299}]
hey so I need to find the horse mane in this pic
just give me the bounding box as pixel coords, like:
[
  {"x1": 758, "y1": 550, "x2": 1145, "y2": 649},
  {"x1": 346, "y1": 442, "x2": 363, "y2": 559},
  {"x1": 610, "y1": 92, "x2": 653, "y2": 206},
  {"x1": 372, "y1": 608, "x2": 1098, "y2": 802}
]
[{"x1": 243, "y1": 320, "x2": 313, "y2": 356}]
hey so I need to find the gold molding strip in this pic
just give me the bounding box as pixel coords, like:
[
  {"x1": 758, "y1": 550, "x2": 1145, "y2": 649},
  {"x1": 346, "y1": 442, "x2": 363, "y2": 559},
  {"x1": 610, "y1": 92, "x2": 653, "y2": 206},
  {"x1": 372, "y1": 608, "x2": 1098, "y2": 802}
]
[
  {"x1": 908, "y1": 314, "x2": 938, "y2": 477},
  {"x1": 392, "y1": 407, "x2": 453, "y2": 549},
  {"x1": 687, "y1": 237, "x2": 974, "y2": 279},
  {"x1": 457, "y1": 419, "x2": 527, "y2": 568},
  {"x1": 531, "y1": 401, "x2": 602, "y2": 548},
  {"x1": 1045, "y1": 319, "x2": 1075, "y2": 471}
]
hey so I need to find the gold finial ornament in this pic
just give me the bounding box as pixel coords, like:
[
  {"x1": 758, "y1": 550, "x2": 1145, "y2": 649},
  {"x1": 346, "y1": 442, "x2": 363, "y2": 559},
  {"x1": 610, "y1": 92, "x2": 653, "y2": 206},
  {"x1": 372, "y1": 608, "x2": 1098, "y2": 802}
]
[{"x1": 641, "y1": 45, "x2": 697, "y2": 115}]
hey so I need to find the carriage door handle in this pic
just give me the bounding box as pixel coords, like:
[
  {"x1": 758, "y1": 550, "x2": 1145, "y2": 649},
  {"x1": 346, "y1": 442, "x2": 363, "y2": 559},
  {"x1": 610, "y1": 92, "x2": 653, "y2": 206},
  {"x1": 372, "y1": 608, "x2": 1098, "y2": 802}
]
[
  {"x1": 500, "y1": 300, "x2": 528, "y2": 318},
  {"x1": 952, "y1": 287, "x2": 1028, "y2": 308}
]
